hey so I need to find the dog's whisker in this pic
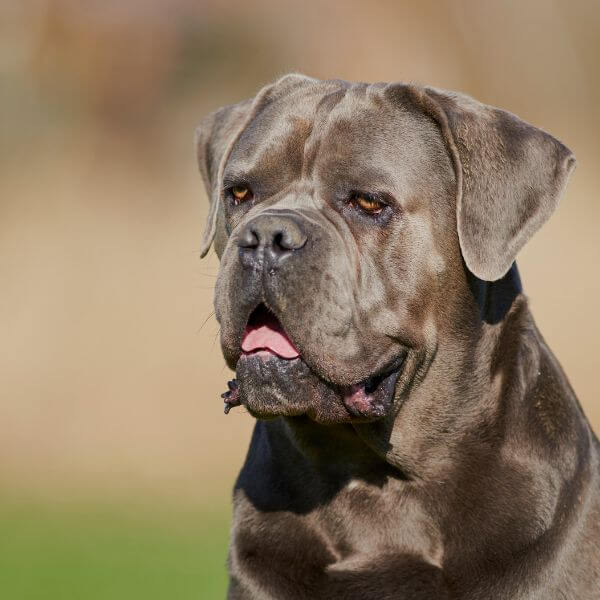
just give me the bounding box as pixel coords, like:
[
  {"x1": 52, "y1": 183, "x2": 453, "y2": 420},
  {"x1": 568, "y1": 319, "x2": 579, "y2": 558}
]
[
  {"x1": 197, "y1": 311, "x2": 216, "y2": 333},
  {"x1": 211, "y1": 329, "x2": 222, "y2": 351}
]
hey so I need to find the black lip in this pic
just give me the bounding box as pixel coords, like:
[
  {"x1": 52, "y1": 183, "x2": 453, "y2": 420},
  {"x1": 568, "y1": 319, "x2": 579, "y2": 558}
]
[
  {"x1": 367, "y1": 354, "x2": 406, "y2": 384},
  {"x1": 235, "y1": 350, "x2": 405, "y2": 390},
  {"x1": 233, "y1": 349, "x2": 405, "y2": 422},
  {"x1": 348, "y1": 357, "x2": 404, "y2": 416},
  {"x1": 355, "y1": 353, "x2": 406, "y2": 395}
]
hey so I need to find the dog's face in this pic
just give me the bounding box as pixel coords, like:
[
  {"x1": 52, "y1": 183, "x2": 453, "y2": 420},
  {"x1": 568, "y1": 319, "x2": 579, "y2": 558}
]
[
  {"x1": 212, "y1": 81, "x2": 456, "y2": 423},
  {"x1": 196, "y1": 75, "x2": 574, "y2": 424}
]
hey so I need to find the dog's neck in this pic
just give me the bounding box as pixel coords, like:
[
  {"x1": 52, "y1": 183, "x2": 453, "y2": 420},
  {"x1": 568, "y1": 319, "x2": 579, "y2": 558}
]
[{"x1": 356, "y1": 263, "x2": 535, "y2": 480}]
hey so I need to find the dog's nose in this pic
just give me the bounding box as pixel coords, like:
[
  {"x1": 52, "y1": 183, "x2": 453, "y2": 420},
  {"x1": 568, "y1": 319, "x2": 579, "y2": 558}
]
[{"x1": 237, "y1": 213, "x2": 308, "y2": 266}]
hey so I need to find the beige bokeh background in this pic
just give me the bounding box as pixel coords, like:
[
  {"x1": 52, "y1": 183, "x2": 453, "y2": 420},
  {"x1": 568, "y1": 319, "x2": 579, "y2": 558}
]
[{"x1": 1, "y1": 0, "x2": 599, "y2": 509}]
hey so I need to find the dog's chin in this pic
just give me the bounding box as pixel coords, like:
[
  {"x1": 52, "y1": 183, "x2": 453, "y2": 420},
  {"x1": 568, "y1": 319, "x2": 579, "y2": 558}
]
[{"x1": 234, "y1": 351, "x2": 402, "y2": 424}]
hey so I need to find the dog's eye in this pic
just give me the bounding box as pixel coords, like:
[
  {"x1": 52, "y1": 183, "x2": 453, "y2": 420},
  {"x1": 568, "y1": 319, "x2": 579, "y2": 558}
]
[
  {"x1": 351, "y1": 193, "x2": 385, "y2": 215},
  {"x1": 229, "y1": 185, "x2": 253, "y2": 205}
]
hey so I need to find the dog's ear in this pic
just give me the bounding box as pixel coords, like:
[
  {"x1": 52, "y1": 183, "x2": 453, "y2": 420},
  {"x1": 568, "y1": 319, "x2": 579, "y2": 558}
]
[
  {"x1": 195, "y1": 99, "x2": 253, "y2": 258},
  {"x1": 196, "y1": 73, "x2": 317, "y2": 258},
  {"x1": 398, "y1": 86, "x2": 576, "y2": 281}
]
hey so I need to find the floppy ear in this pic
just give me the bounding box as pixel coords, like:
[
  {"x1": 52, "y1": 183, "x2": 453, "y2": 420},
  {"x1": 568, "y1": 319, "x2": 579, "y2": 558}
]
[
  {"x1": 403, "y1": 86, "x2": 576, "y2": 281},
  {"x1": 195, "y1": 99, "x2": 253, "y2": 257}
]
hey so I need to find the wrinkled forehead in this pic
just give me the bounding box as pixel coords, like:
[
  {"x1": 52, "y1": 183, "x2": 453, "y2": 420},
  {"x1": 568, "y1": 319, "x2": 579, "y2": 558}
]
[{"x1": 225, "y1": 81, "x2": 451, "y2": 195}]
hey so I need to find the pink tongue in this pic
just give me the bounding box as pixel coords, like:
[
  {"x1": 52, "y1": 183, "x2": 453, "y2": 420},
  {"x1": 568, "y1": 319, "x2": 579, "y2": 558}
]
[{"x1": 242, "y1": 315, "x2": 300, "y2": 359}]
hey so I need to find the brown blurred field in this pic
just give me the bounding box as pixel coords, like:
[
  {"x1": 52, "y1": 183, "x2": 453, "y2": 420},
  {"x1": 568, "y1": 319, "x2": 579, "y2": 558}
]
[{"x1": 1, "y1": 1, "x2": 599, "y2": 596}]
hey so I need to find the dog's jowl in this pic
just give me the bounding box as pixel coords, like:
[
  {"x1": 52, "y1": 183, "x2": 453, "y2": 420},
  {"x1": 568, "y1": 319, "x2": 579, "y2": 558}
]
[{"x1": 196, "y1": 75, "x2": 599, "y2": 599}]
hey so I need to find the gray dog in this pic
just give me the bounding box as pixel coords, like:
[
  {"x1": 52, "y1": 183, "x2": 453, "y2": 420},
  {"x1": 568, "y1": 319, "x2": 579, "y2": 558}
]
[{"x1": 196, "y1": 74, "x2": 599, "y2": 599}]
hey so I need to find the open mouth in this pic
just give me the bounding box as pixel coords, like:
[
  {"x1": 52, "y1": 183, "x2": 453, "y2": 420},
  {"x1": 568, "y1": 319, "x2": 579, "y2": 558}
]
[
  {"x1": 241, "y1": 304, "x2": 300, "y2": 359},
  {"x1": 223, "y1": 303, "x2": 403, "y2": 421}
]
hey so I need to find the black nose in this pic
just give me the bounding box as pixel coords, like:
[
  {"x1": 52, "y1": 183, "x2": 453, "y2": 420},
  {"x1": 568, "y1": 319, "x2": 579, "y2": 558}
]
[{"x1": 237, "y1": 213, "x2": 308, "y2": 266}]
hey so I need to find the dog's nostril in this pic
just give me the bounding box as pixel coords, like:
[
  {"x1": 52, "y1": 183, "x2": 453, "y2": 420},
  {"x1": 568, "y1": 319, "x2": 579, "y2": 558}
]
[
  {"x1": 273, "y1": 231, "x2": 286, "y2": 251},
  {"x1": 272, "y1": 229, "x2": 307, "y2": 253},
  {"x1": 238, "y1": 227, "x2": 260, "y2": 249}
]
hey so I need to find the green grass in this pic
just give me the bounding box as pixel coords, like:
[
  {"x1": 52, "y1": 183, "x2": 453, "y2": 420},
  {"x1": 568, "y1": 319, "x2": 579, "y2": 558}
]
[{"x1": 0, "y1": 500, "x2": 230, "y2": 599}]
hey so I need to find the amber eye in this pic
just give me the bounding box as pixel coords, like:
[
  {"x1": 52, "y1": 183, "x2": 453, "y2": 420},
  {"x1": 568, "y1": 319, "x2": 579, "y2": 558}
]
[
  {"x1": 230, "y1": 185, "x2": 252, "y2": 204},
  {"x1": 352, "y1": 193, "x2": 385, "y2": 215}
]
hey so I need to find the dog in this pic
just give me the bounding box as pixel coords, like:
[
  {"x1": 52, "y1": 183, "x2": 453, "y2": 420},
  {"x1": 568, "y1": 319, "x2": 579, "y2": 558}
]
[{"x1": 196, "y1": 74, "x2": 599, "y2": 599}]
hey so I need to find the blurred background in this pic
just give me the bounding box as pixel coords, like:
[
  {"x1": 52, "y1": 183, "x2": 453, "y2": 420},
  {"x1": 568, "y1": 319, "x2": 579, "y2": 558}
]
[{"x1": 1, "y1": 0, "x2": 598, "y2": 597}]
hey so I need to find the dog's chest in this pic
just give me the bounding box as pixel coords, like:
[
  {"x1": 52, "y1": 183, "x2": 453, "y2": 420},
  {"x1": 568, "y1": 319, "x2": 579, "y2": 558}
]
[
  {"x1": 229, "y1": 478, "x2": 445, "y2": 598},
  {"x1": 316, "y1": 479, "x2": 443, "y2": 565}
]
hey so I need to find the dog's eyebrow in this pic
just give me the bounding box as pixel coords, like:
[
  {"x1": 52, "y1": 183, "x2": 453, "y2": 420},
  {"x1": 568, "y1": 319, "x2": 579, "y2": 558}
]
[
  {"x1": 221, "y1": 168, "x2": 256, "y2": 187},
  {"x1": 349, "y1": 169, "x2": 396, "y2": 189},
  {"x1": 324, "y1": 165, "x2": 397, "y2": 194}
]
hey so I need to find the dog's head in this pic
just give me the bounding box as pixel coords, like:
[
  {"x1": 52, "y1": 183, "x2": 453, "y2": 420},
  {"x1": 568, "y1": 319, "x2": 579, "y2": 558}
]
[{"x1": 196, "y1": 75, "x2": 574, "y2": 424}]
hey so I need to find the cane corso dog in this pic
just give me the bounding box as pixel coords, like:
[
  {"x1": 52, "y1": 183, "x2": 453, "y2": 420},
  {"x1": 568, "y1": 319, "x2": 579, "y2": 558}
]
[{"x1": 195, "y1": 74, "x2": 599, "y2": 599}]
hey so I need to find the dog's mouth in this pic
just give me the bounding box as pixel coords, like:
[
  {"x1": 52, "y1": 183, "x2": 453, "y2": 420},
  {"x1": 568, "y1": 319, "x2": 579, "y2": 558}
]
[
  {"x1": 223, "y1": 303, "x2": 403, "y2": 422},
  {"x1": 241, "y1": 304, "x2": 300, "y2": 360}
]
